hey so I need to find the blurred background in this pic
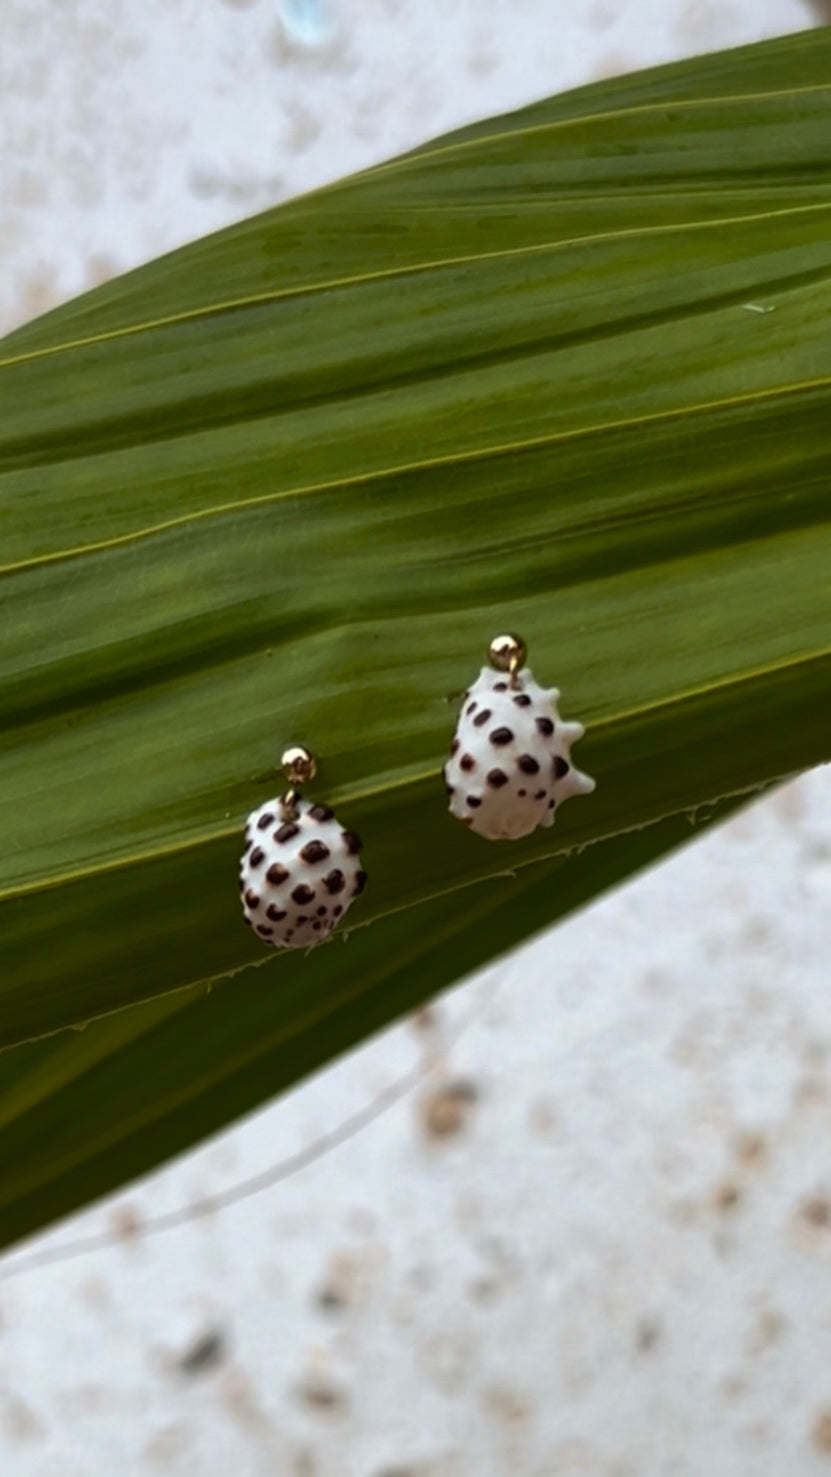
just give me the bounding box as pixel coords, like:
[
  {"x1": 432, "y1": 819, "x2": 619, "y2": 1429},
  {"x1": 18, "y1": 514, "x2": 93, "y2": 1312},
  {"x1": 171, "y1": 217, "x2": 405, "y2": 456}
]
[{"x1": 2, "y1": 2, "x2": 831, "y2": 1473}]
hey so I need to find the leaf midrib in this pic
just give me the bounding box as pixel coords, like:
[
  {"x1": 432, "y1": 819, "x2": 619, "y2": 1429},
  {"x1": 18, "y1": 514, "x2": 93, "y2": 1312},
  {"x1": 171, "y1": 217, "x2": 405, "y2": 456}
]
[
  {"x1": 362, "y1": 79, "x2": 831, "y2": 176},
  {"x1": 2, "y1": 372, "x2": 829, "y2": 579},
  {"x1": 2, "y1": 196, "x2": 830, "y2": 373},
  {"x1": 5, "y1": 246, "x2": 831, "y2": 480}
]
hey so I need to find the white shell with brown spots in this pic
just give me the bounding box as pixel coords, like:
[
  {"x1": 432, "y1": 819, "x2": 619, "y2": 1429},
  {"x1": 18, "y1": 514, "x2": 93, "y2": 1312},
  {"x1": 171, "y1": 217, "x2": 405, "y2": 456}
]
[
  {"x1": 240, "y1": 797, "x2": 366, "y2": 948},
  {"x1": 444, "y1": 665, "x2": 595, "y2": 840}
]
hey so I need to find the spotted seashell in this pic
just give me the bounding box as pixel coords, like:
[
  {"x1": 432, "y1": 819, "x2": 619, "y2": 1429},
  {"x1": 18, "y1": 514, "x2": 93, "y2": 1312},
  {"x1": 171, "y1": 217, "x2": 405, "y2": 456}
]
[
  {"x1": 444, "y1": 665, "x2": 594, "y2": 840},
  {"x1": 240, "y1": 797, "x2": 366, "y2": 947}
]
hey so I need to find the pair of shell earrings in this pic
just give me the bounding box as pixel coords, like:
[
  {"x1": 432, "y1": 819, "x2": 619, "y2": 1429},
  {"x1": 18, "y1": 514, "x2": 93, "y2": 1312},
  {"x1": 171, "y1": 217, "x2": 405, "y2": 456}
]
[{"x1": 240, "y1": 634, "x2": 595, "y2": 949}]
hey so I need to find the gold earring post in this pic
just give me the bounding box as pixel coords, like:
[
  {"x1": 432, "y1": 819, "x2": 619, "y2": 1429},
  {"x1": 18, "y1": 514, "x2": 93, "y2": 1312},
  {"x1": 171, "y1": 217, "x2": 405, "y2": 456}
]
[
  {"x1": 278, "y1": 745, "x2": 317, "y2": 820},
  {"x1": 489, "y1": 633, "x2": 527, "y2": 691}
]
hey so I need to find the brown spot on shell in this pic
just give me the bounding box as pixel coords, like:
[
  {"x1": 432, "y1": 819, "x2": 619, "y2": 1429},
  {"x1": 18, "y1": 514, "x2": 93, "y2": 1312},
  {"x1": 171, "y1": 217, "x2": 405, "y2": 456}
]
[
  {"x1": 353, "y1": 870, "x2": 368, "y2": 895},
  {"x1": 489, "y1": 728, "x2": 513, "y2": 746},
  {"x1": 300, "y1": 839, "x2": 330, "y2": 864},
  {"x1": 553, "y1": 756, "x2": 570, "y2": 779},
  {"x1": 341, "y1": 830, "x2": 362, "y2": 855},
  {"x1": 466, "y1": 795, "x2": 482, "y2": 808},
  {"x1": 518, "y1": 754, "x2": 540, "y2": 775},
  {"x1": 256, "y1": 812, "x2": 275, "y2": 830},
  {"x1": 512, "y1": 694, "x2": 532, "y2": 708},
  {"x1": 249, "y1": 846, "x2": 265, "y2": 867},
  {"x1": 266, "y1": 904, "x2": 287, "y2": 921},
  {"x1": 323, "y1": 869, "x2": 346, "y2": 895},
  {"x1": 266, "y1": 862, "x2": 289, "y2": 885},
  {"x1": 472, "y1": 708, "x2": 492, "y2": 728},
  {"x1": 275, "y1": 822, "x2": 300, "y2": 844},
  {"x1": 292, "y1": 883, "x2": 315, "y2": 906},
  {"x1": 460, "y1": 753, "x2": 476, "y2": 772},
  {"x1": 536, "y1": 717, "x2": 554, "y2": 737},
  {"x1": 487, "y1": 769, "x2": 508, "y2": 788},
  {"x1": 244, "y1": 890, "x2": 260, "y2": 910}
]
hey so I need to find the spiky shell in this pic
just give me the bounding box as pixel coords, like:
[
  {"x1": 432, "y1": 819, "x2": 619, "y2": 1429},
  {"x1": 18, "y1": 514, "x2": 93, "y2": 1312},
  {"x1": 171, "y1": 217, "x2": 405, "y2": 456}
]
[
  {"x1": 240, "y1": 797, "x2": 366, "y2": 948},
  {"x1": 444, "y1": 665, "x2": 594, "y2": 841}
]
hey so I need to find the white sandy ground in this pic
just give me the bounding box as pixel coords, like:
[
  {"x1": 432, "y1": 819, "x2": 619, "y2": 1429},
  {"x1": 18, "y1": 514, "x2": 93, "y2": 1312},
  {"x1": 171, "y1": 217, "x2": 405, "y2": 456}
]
[{"x1": 1, "y1": 3, "x2": 831, "y2": 1474}]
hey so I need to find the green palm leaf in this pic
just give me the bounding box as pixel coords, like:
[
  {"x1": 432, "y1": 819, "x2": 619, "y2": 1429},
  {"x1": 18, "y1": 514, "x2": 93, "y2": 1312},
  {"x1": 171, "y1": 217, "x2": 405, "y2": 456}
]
[{"x1": 0, "y1": 29, "x2": 829, "y2": 1249}]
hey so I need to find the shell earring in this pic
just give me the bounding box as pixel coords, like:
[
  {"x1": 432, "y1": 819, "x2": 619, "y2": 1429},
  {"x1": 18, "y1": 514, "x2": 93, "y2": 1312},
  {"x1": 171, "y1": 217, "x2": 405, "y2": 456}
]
[
  {"x1": 240, "y1": 746, "x2": 367, "y2": 948},
  {"x1": 444, "y1": 634, "x2": 595, "y2": 841}
]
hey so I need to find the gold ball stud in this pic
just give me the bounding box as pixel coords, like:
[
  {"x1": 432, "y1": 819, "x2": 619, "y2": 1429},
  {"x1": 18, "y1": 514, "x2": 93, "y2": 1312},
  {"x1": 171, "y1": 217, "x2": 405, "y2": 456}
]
[
  {"x1": 489, "y1": 633, "x2": 528, "y2": 679},
  {"x1": 280, "y1": 745, "x2": 317, "y2": 788}
]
